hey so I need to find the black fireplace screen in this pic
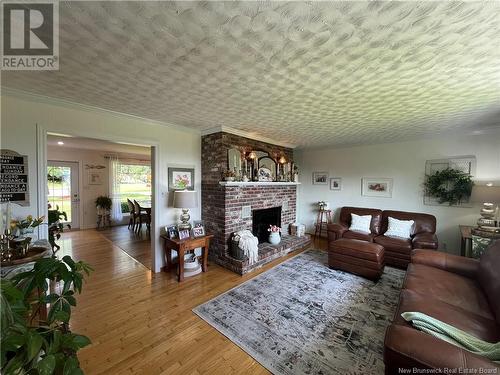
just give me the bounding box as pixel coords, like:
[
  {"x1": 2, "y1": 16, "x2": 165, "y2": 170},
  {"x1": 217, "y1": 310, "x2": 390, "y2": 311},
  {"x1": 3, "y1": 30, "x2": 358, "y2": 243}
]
[{"x1": 252, "y1": 206, "x2": 282, "y2": 243}]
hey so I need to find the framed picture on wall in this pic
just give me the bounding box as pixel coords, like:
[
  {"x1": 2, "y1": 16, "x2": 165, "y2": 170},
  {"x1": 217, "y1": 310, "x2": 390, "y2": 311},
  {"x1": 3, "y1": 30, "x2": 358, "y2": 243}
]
[
  {"x1": 168, "y1": 167, "x2": 195, "y2": 190},
  {"x1": 87, "y1": 170, "x2": 103, "y2": 185},
  {"x1": 312, "y1": 172, "x2": 328, "y2": 185},
  {"x1": 330, "y1": 177, "x2": 342, "y2": 191},
  {"x1": 361, "y1": 178, "x2": 393, "y2": 198}
]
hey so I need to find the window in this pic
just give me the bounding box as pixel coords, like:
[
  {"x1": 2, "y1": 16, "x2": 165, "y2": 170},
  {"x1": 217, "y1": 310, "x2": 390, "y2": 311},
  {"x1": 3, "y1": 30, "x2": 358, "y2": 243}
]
[{"x1": 117, "y1": 163, "x2": 151, "y2": 213}]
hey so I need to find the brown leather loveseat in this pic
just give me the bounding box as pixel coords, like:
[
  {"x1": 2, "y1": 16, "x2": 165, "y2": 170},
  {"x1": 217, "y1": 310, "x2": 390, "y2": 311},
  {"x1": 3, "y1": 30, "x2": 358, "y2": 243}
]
[
  {"x1": 384, "y1": 240, "x2": 500, "y2": 373},
  {"x1": 328, "y1": 206, "x2": 438, "y2": 268}
]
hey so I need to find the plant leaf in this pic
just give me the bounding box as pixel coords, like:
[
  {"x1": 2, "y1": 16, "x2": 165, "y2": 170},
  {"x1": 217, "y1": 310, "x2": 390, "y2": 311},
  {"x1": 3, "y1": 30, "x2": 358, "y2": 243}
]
[
  {"x1": 37, "y1": 354, "x2": 56, "y2": 375},
  {"x1": 27, "y1": 331, "x2": 43, "y2": 362},
  {"x1": 63, "y1": 356, "x2": 78, "y2": 375}
]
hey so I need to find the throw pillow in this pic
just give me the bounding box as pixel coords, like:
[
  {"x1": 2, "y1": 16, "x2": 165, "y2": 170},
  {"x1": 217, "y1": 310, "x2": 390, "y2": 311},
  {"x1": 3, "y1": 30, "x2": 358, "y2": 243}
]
[
  {"x1": 350, "y1": 213, "x2": 372, "y2": 233},
  {"x1": 385, "y1": 217, "x2": 414, "y2": 239}
]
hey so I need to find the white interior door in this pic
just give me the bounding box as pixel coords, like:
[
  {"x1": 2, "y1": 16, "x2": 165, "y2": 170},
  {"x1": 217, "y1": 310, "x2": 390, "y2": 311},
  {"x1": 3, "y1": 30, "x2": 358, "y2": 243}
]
[{"x1": 47, "y1": 161, "x2": 80, "y2": 229}]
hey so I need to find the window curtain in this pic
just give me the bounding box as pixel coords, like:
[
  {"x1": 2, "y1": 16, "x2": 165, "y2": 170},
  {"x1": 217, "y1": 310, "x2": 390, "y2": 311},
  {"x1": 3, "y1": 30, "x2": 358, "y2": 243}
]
[{"x1": 109, "y1": 156, "x2": 123, "y2": 222}]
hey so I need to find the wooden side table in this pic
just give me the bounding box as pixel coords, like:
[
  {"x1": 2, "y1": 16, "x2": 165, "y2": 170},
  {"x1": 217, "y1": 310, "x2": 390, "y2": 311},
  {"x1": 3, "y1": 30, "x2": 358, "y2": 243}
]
[
  {"x1": 314, "y1": 209, "x2": 333, "y2": 239},
  {"x1": 459, "y1": 225, "x2": 473, "y2": 257},
  {"x1": 160, "y1": 234, "x2": 213, "y2": 282}
]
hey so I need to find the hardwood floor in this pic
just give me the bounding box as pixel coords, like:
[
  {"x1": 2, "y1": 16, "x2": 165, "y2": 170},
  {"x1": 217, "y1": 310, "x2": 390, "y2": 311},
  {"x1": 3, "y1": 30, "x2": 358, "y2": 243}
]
[
  {"x1": 60, "y1": 230, "x2": 325, "y2": 374},
  {"x1": 99, "y1": 225, "x2": 151, "y2": 269}
]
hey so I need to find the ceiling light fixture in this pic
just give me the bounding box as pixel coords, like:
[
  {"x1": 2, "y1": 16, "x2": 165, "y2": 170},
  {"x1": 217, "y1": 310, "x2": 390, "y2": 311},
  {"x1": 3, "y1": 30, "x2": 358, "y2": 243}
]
[{"x1": 57, "y1": 141, "x2": 64, "y2": 145}]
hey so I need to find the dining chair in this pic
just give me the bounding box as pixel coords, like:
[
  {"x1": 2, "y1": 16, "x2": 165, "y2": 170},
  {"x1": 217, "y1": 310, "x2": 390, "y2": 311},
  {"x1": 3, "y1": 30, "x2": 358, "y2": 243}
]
[
  {"x1": 127, "y1": 199, "x2": 136, "y2": 229},
  {"x1": 133, "y1": 200, "x2": 149, "y2": 233}
]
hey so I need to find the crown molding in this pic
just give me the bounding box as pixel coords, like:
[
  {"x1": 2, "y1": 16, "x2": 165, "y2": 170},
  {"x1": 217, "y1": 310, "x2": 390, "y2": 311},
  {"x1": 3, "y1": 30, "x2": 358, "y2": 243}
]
[
  {"x1": 0, "y1": 86, "x2": 201, "y2": 135},
  {"x1": 202, "y1": 126, "x2": 297, "y2": 149}
]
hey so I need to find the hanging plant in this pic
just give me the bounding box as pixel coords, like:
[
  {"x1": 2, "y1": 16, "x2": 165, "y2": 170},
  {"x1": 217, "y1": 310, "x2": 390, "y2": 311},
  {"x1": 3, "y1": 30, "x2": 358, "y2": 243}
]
[{"x1": 424, "y1": 168, "x2": 474, "y2": 206}]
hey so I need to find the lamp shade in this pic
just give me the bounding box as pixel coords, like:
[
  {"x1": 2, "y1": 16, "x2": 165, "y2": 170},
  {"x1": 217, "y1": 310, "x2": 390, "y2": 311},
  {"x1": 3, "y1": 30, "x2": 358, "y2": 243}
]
[
  {"x1": 471, "y1": 182, "x2": 500, "y2": 204},
  {"x1": 173, "y1": 190, "x2": 198, "y2": 208}
]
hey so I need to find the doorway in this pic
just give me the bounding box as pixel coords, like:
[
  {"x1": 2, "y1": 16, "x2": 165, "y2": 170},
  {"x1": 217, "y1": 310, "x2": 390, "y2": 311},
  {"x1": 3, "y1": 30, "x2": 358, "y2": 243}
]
[{"x1": 47, "y1": 161, "x2": 80, "y2": 229}]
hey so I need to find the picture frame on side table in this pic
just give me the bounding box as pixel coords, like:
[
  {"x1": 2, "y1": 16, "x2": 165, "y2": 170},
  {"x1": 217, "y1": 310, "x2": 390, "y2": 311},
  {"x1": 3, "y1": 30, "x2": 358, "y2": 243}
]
[
  {"x1": 178, "y1": 229, "x2": 190, "y2": 240},
  {"x1": 312, "y1": 172, "x2": 328, "y2": 185},
  {"x1": 330, "y1": 177, "x2": 342, "y2": 191},
  {"x1": 166, "y1": 225, "x2": 178, "y2": 239},
  {"x1": 168, "y1": 167, "x2": 195, "y2": 191},
  {"x1": 192, "y1": 220, "x2": 206, "y2": 238},
  {"x1": 361, "y1": 178, "x2": 393, "y2": 198}
]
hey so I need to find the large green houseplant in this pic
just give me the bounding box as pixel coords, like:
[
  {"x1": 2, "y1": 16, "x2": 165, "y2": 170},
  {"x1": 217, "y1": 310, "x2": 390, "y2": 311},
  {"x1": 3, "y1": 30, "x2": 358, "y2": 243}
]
[{"x1": 1, "y1": 255, "x2": 93, "y2": 374}]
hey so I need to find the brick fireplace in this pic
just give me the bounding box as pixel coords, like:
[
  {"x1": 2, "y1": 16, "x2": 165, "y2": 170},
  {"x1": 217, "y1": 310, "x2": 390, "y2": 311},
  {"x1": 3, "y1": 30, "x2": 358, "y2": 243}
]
[{"x1": 201, "y1": 131, "x2": 311, "y2": 275}]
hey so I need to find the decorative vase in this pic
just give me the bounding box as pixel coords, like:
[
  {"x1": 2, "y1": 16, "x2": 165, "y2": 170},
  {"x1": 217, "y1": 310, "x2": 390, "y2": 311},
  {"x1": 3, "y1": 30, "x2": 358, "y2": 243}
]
[{"x1": 269, "y1": 232, "x2": 281, "y2": 245}]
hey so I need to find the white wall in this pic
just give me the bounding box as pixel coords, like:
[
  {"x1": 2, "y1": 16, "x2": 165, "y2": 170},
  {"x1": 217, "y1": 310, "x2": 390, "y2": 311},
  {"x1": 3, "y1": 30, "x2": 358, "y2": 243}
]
[
  {"x1": 295, "y1": 132, "x2": 500, "y2": 254},
  {"x1": 1, "y1": 90, "x2": 201, "y2": 272}
]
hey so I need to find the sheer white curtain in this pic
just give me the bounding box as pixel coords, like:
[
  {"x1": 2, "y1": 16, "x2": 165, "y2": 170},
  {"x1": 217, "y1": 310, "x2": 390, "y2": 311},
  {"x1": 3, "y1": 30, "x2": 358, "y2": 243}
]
[{"x1": 109, "y1": 156, "x2": 123, "y2": 222}]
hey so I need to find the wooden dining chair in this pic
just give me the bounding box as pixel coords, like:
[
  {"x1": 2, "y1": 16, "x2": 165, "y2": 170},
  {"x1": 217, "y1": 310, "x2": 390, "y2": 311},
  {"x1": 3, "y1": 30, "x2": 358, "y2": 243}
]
[
  {"x1": 127, "y1": 199, "x2": 136, "y2": 229},
  {"x1": 133, "y1": 200, "x2": 149, "y2": 233}
]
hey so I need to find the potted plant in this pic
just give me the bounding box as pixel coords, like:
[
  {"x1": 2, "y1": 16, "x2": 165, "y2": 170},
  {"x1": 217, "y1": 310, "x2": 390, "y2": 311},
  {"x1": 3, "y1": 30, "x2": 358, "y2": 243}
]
[
  {"x1": 0, "y1": 255, "x2": 93, "y2": 374},
  {"x1": 10, "y1": 215, "x2": 45, "y2": 238},
  {"x1": 48, "y1": 204, "x2": 71, "y2": 252},
  {"x1": 94, "y1": 196, "x2": 112, "y2": 212},
  {"x1": 268, "y1": 225, "x2": 281, "y2": 245}
]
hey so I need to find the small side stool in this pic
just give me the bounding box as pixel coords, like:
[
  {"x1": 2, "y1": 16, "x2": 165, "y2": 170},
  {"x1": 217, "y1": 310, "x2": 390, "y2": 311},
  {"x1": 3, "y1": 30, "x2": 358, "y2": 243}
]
[{"x1": 314, "y1": 209, "x2": 333, "y2": 239}]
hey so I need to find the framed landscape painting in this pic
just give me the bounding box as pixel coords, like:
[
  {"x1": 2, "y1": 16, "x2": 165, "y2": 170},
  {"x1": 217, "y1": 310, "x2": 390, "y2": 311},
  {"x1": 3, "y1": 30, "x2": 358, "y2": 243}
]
[
  {"x1": 168, "y1": 167, "x2": 195, "y2": 190},
  {"x1": 362, "y1": 178, "x2": 393, "y2": 198}
]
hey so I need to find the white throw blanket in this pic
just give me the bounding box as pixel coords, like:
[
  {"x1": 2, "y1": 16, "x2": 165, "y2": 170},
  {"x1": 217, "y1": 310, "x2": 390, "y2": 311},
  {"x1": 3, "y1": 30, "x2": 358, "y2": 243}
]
[{"x1": 234, "y1": 230, "x2": 259, "y2": 264}]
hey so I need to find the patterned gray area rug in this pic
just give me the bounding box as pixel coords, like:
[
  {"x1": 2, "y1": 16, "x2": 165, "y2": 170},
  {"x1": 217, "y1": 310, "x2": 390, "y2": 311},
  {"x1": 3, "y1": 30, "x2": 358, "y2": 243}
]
[{"x1": 193, "y1": 249, "x2": 405, "y2": 375}]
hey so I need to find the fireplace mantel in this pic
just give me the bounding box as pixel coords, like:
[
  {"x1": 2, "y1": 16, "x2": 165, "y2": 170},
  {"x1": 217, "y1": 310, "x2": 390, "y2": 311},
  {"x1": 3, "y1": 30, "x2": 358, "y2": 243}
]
[{"x1": 219, "y1": 181, "x2": 301, "y2": 187}]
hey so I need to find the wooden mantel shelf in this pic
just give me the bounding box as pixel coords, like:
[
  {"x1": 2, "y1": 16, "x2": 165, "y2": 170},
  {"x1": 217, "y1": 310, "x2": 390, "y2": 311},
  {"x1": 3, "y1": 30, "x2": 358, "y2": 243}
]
[{"x1": 219, "y1": 181, "x2": 301, "y2": 186}]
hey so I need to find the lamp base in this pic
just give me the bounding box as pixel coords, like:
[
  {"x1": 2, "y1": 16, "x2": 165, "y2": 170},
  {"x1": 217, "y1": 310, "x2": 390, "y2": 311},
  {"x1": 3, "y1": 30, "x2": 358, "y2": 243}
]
[{"x1": 178, "y1": 208, "x2": 191, "y2": 231}]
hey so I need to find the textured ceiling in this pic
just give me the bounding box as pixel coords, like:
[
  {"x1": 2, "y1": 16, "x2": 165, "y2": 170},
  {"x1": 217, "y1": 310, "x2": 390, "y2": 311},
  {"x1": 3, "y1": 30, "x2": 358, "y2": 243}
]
[{"x1": 3, "y1": 1, "x2": 500, "y2": 148}]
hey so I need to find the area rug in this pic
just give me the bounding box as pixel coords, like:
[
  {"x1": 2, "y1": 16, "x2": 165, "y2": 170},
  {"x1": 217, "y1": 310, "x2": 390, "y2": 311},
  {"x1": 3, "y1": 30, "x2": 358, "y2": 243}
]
[{"x1": 193, "y1": 249, "x2": 405, "y2": 375}]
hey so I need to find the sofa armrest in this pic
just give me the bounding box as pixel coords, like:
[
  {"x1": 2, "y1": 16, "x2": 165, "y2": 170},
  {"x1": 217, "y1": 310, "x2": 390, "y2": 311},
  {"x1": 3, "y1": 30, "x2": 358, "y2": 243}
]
[
  {"x1": 384, "y1": 324, "x2": 500, "y2": 374},
  {"x1": 411, "y1": 249, "x2": 479, "y2": 279},
  {"x1": 327, "y1": 223, "x2": 348, "y2": 242},
  {"x1": 412, "y1": 233, "x2": 438, "y2": 249}
]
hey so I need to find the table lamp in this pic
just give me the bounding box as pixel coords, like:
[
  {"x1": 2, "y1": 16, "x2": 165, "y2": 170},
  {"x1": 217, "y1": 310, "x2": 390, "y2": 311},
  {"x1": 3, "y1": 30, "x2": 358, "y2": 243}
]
[
  {"x1": 471, "y1": 181, "x2": 500, "y2": 229},
  {"x1": 173, "y1": 190, "x2": 198, "y2": 231}
]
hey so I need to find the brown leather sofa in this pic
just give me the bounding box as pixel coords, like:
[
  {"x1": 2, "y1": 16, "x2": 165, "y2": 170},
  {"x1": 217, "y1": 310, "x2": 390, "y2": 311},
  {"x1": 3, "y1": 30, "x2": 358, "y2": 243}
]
[
  {"x1": 328, "y1": 207, "x2": 438, "y2": 268},
  {"x1": 384, "y1": 241, "x2": 500, "y2": 374}
]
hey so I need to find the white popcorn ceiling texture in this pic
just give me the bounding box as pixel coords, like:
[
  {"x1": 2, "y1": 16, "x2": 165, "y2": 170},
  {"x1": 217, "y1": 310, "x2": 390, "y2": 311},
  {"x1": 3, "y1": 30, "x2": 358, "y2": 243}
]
[{"x1": 3, "y1": 1, "x2": 500, "y2": 147}]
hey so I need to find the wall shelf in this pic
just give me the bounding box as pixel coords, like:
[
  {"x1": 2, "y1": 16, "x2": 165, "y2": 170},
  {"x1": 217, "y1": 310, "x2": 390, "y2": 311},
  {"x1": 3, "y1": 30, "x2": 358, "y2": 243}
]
[{"x1": 219, "y1": 181, "x2": 300, "y2": 186}]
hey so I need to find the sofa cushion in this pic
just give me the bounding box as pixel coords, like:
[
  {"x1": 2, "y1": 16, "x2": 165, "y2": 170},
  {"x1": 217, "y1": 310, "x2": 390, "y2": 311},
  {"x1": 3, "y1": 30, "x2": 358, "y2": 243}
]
[
  {"x1": 381, "y1": 210, "x2": 436, "y2": 236},
  {"x1": 349, "y1": 213, "x2": 372, "y2": 233},
  {"x1": 343, "y1": 230, "x2": 376, "y2": 242},
  {"x1": 385, "y1": 217, "x2": 414, "y2": 239},
  {"x1": 339, "y1": 207, "x2": 383, "y2": 235},
  {"x1": 404, "y1": 263, "x2": 494, "y2": 321},
  {"x1": 394, "y1": 289, "x2": 498, "y2": 342},
  {"x1": 477, "y1": 240, "x2": 500, "y2": 323},
  {"x1": 374, "y1": 235, "x2": 412, "y2": 253}
]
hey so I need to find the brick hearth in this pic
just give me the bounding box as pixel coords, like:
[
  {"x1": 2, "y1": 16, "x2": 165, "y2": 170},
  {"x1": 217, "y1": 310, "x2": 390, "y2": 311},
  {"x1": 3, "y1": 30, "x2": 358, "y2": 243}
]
[{"x1": 202, "y1": 131, "x2": 310, "y2": 275}]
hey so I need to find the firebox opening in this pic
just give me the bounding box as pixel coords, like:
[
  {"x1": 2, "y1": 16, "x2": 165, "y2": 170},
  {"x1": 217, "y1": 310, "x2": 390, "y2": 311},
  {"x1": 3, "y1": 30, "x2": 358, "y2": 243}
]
[{"x1": 252, "y1": 207, "x2": 282, "y2": 243}]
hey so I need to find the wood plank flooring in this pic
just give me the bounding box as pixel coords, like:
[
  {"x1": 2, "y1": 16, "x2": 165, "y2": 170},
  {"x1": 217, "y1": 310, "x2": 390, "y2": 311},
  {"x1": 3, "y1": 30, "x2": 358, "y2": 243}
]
[
  {"x1": 99, "y1": 225, "x2": 151, "y2": 269},
  {"x1": 59, "y1": 230, "x2": 324, "y2": 374}
]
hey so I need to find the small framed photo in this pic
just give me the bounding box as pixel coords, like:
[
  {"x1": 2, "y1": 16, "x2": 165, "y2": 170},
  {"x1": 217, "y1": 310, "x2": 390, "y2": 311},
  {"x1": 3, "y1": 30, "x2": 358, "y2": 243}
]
[
  {"x1": 192, "y1": 220, "x2": 205, "y2": 238},
  {"x1": 166, "y1": 225, "x2": 178, "y2": 239},
  {"x1": 312, "y1": 171, "x2": 328, "y2": 185},
  {"x1": 362, "y1": 178, "x2": 393, "y2": 198},
  {"x1": 330, "y1": 177, "x2": 342, "y2": 191},
  {"x1": 178, "y1": 229, "x2": 190, "y2": 240}
]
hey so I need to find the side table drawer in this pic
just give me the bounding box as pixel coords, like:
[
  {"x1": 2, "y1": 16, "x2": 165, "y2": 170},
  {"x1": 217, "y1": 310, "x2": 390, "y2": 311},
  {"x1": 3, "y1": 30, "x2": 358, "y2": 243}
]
[{"x1": 189, "y1": 237, "x2": 207, "y2": 248}]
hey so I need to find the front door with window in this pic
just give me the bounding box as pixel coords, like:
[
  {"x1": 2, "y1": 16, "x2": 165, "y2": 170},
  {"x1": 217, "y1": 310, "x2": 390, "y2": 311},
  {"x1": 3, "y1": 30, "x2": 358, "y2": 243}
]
[{"x1": 47, "y1": 161, "x2": 80, "y2": 229}]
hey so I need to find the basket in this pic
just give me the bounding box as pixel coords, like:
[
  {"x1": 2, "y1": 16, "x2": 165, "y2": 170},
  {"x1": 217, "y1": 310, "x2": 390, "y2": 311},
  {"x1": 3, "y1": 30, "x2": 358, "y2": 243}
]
[{"x1": 231, "y1": 239, "x2": 246, "y2": 260}]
